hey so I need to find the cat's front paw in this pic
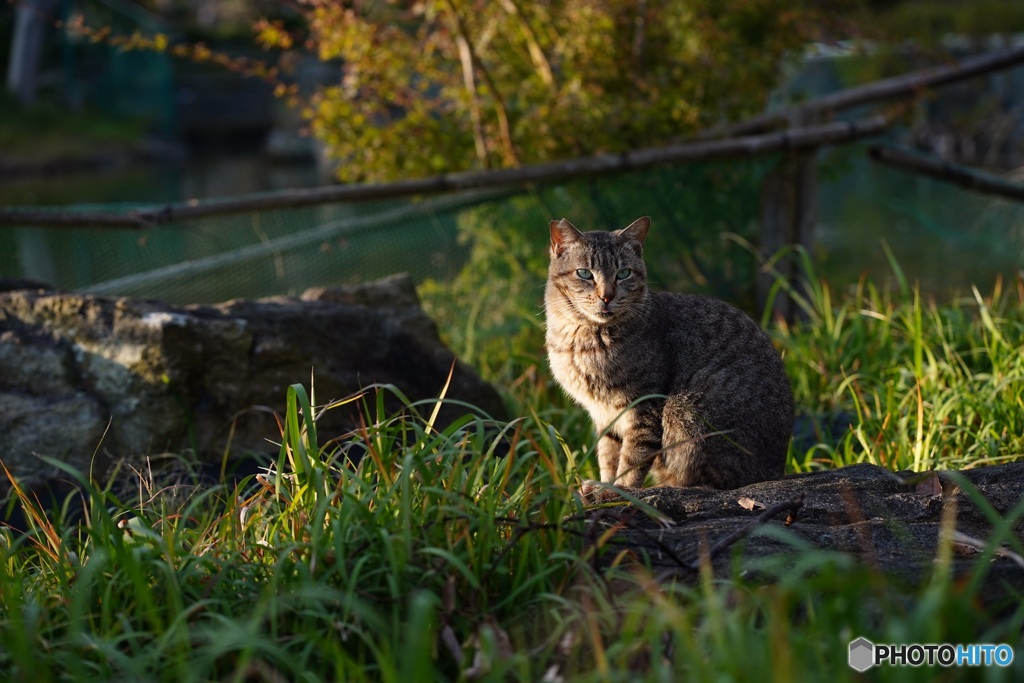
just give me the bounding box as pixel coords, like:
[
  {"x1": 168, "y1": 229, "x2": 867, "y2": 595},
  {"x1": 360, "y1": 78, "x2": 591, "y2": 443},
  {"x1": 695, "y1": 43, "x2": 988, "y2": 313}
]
[{"x1": 578, "y1": 479, "x2": 625, "y2": 504}]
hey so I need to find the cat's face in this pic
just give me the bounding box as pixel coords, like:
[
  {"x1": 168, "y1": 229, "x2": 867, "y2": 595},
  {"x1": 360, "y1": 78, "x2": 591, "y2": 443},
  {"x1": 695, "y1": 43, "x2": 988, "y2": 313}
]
[{"x1": 547, "y1": 217, "x2": 650, "y2": 324}]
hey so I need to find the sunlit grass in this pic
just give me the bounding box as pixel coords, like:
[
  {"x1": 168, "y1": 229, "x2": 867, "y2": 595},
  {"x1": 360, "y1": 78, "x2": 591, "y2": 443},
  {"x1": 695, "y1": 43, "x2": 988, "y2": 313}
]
[{"x1": 767, "y1": 247, "x2": 1024, "y2": 474}]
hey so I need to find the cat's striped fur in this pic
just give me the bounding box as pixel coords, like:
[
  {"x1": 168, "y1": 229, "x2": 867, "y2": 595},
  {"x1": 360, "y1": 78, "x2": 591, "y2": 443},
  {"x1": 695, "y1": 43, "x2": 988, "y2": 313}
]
[{"x1": 544, "y1": 216, "x2": 794, "y2": 490}]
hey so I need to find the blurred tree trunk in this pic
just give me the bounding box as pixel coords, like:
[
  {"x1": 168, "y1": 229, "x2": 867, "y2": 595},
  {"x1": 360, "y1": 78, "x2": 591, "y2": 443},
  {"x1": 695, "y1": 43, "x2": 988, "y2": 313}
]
[{"x1": 6, "y1": 0, "x2": 58, "y2": 106}]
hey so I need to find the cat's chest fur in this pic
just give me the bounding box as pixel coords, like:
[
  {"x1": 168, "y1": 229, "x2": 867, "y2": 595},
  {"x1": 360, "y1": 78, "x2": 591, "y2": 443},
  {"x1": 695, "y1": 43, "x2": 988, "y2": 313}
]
[{"x1": 545, "y1": 321, "x2": 646, "y2": 433}]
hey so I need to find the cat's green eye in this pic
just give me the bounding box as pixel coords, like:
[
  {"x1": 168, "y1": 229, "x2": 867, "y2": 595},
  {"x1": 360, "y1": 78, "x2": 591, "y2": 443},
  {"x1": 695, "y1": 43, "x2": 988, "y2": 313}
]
[
  {"x1": 576, "y1": 268, "x2": 593, "y2": 280},
  {"x1": 616, "y1": 268, "x2": 632, "y2": 280}
]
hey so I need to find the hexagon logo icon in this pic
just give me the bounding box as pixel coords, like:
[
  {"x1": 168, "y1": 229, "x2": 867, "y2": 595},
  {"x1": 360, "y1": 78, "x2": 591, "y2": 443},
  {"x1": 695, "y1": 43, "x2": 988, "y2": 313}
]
[{"x1": 849, "y1": 637, "x2": 875, "y2": 672}]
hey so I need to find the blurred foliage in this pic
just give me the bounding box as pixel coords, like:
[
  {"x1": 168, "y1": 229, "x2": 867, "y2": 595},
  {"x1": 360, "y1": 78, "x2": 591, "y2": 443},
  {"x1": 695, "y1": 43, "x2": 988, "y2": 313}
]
[
  {"x1": 259, "y1": 0, "x2": 856, "y2": 182},
  {"x1": 857, "y1": 0, "x2": 1024, "y2": 47},
  {"x1": 831, "y1": 0, "x2": 1024, "y2": 85},
  {"x1": 420, "y1": 196, "x2": 550, "y2": 386},
  {"x1": 0, "y1": 93, "x2": 146, "y2": 164}
]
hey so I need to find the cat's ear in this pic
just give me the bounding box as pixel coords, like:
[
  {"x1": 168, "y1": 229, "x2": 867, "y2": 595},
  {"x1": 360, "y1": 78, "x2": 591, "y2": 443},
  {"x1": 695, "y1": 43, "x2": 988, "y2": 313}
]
[
  {"x1": 615, "y1": 216, "x2": 650, "y2": 246},
  {"x1": 550, "y1": 218, "x2": 582, "y2": 258}
]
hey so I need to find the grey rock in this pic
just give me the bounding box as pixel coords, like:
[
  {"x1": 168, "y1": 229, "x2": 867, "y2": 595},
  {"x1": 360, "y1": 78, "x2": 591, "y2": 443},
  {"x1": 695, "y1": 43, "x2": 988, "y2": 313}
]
[{"x1": 0, "y1": 274, "x2": 506, "y2": 491}]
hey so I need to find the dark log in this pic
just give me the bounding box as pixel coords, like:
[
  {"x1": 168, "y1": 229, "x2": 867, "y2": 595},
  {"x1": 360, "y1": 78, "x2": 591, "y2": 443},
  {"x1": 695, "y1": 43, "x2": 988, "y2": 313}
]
[
  {"x1": 605, "y1": 461, "x2": 1024, "y2": 608},
  {"x1": 868, "y1": 144, "x2": 1024, "y2": 202},
  {"x1": 686, "y1": 494, "x2": 806, "y2": 573}
]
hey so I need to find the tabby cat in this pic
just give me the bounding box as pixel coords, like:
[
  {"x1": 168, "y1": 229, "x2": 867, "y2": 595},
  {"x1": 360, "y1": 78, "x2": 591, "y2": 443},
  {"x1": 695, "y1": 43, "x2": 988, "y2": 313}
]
[{"x1": 544, "y1": 216, "x2": 794, "y2": 492}]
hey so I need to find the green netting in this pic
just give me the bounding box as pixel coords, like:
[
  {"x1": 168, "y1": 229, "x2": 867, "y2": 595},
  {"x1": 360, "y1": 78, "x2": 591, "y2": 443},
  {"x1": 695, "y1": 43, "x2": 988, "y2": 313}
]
[
  {"x1": 64, "y1": 0, "x2": 177, "y2": 134},
  {"x1": 816, "y1": 147, "x2": 1024, "y2": 293}
]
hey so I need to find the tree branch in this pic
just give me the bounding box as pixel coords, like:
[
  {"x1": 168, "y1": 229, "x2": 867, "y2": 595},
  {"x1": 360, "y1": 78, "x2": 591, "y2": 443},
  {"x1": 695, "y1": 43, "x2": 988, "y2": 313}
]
[
  {"x1": 497, "y1": 0, "x2": 555, "y2": 87},
  {"x1": 687, "y1": 493, "x2": 805, "y2": 573},
  {"x1": 700, "y1": 43, "x2": 1024, "y2": 140},
  {"x1": 453, "y1": 26, "x2": 490, "y2": 168},
  {"x1": 441, "y1": 0, "x2": 520, "y2": 167}
]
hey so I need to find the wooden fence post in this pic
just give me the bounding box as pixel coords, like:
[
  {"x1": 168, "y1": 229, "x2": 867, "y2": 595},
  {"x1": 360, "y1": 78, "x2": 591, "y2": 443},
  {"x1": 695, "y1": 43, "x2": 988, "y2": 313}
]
[{"x1": 758, "y1": 118, "x2": 819, "y2": 322}]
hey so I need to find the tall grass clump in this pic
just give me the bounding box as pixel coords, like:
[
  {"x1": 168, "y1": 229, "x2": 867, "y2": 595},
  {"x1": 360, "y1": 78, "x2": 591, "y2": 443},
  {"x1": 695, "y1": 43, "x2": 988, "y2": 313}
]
[
  {"x1": 0, "y1": 383, "x2": 596, "y2": 682},
  {"x1": 767, "y1": 247, "x2": 1024, "y2": 473}
]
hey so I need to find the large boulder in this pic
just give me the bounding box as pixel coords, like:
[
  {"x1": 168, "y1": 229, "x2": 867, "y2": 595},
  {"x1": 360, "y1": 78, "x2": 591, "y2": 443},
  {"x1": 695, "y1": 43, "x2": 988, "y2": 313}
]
[{"x1": 0, "y1": 274, "x2": 506, "y2": 491}]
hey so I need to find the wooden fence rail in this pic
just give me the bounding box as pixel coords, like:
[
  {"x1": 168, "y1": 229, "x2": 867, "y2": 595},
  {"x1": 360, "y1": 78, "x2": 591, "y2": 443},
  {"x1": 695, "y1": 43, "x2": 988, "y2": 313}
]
[
  {"x1": 700, "y1": 43, "x2": 1024, "y2": 139},
  {"x1": 868, "y1": 144, "x2": 1024, "y2": 202},
  {"x1": 0, "y1": 114, "x2": 891, "y2": 230}
]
